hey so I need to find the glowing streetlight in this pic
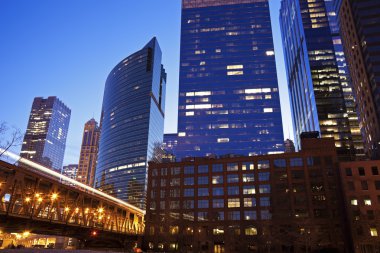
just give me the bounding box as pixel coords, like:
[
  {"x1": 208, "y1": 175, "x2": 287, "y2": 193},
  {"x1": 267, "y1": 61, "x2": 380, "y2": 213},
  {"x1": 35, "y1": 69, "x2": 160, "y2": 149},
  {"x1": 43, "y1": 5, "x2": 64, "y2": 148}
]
[
  {"x1": 64, "y1": 207, "x2": 70, "y2": 212},
  {"x1": 25, "y1": 197, "x2": 31, "y2": 203},
  {"x1": 51, "y1": 193, "x2": 58, "y2": 201}
]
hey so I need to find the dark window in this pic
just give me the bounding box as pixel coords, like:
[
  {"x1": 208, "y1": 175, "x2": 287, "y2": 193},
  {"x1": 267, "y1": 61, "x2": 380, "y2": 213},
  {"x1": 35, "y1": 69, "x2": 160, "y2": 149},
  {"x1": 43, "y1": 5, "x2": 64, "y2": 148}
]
[
  {"x1": 347, "y1": 181, "x2": 355, "y2": 191},
  {"x1": 375, "y1": 181, "x2": 380, "y2": 190},
  {"x1": 290, "y1": 158, "x2": 303, "y2": 167},
  {"x1": 372, "y1": 166, "x2": 379, "y2": 175},
  {"x1": 358, "y1": 167, "x2": 365, "y2": 176},
  {"x1": 345, "y1": 168, "x2": 352, "y2": 176},
  {"x1": 361, "y1": 181, "x2": 368, "y2": 190},
  {"x1": 184, "y1": 166, "x2": 194, "y2": 175}
]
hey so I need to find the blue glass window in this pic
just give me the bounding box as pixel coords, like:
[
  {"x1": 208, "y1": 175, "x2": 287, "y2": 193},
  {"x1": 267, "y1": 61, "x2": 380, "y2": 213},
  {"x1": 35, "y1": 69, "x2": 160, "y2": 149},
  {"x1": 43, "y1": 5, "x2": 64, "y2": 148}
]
[
  {"x1": 290, "y1": 158, "x2": 303, "y2": 167},
  {"x1": 213, "y1": 199, "x2": 224, "y2": 208},
  {"x1": 212, "y1": 164, "x2": 223, "y2": 172},
  {"x1": 259, "y1": 185, "x2": 270, "y2": 194},
  {"x1": 244, "y1": 211, "x2": 257, "y2": 220},
  {"x1": 258, "y1": 172, "x2": 270, "y2": 181},
  {"x1": 184, "y1": 188, "x2": 194, "y2": 197},
  {"x1": 198, "y1": 165, "x2": 209, "y2": 174},
  {"x1": 228, "y1": 186, "x2": 239, "y2": 196},
  {"x1": 198, "y1": 176, "x2": 209, "y2": 185},
  {"x1": 258, "y1": 160, "x2": 270, "y2": 169},
  {"x1": 198, "y1": 199, "x2": 209, "y2": 209},
  {"x1": 213, "y1": 187, "x2": 224, "y2": 196},
  {"x1": 212, "y1": 175, "x2": 223, "y2": 184},
  {"x1": 184, "y1": 166, "x2": 194, "y2": 174},
  {"x1": 184, "y1": 177, "x2": 194, "y2": 186},
  {"x1": 227, "y1": 163, "x2": 238, "y2": 171},
  {"x1": 227, "y1": 174, "x2": 239, "y2": 183}
]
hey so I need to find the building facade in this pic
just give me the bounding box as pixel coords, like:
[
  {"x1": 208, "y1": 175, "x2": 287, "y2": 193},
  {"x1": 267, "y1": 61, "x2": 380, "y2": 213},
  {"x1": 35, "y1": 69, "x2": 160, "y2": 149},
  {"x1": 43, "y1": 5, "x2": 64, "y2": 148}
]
[
  {"x1": 337, "y1": 0, "x2": 380, "y2": 159},
  {"x1": 62, "y1": 164, "x2": 78, "y2": 180},
  {"x1": 76, "y1": 118, "x2": 100, "y2": 186},
  {"x1": 144, "y1": 137, "x2": 348, "y2": 253},
  {"x1": 339, "y1": 160, "x2": 380, "y2": 253},
  {"x1": 95, "y1": 38, "x2": 166, "y2": 209},
  {"x1": 20, "y1": 96, "x2": 71, "y2": 172},
  {"x1": 280, "y1": 0, "x2": 364, "y2": 160},
  {"x1": 175, "y1": 0, "x2": 284, "y2": 158}
]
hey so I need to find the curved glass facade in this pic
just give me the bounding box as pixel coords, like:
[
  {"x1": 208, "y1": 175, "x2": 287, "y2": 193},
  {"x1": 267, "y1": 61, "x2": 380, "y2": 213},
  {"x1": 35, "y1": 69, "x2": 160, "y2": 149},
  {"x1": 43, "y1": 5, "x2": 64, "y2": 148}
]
[
  {"x1": 175, "y1": 0, "x2": 285, "y2": 158},
  {"x1": 95, "y1": 38, "x2": 166, "y2": 209}
]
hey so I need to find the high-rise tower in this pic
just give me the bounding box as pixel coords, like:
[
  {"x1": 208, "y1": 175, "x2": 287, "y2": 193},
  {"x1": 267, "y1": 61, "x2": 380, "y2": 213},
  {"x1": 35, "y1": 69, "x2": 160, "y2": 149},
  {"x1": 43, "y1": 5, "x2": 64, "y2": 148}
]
[
  {"x1": 175, "y1": 0, "x2": 285, "y2": 158},
  {"x1": 20, "y1": 96, "x2": 71, "y2": 171},
  {"x1": 76, "y1": 118, "x2": 100, "y2": 186},
  {"x1": 280, "y1": 0, "x2": 364, "y2": 160},
  {"x1": 95, "y1": 38, "x2": 166, "y2": 209}
]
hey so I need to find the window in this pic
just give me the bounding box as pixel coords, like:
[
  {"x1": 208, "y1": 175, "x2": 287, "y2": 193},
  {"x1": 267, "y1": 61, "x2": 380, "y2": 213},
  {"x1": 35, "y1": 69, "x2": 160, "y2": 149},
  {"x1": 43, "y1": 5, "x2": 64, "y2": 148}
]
[
  {"x1": 260, "y1": 197, "x2": 270, "y2": 207},
  {"x1": 290, "y1": 158, "x2": 303, "y2": 167},
  {"x1": 258, "y1": 160, "x2": 270, "y2": 169},
  {"x1": 228, "y1": 198, "x2": 240, "y2": 208},
  {"x1": 227, "y1": 174, "x2": 239, "y2": 183},
  {"x1": 198, "y1": 188, "x2": 209, "y2": 197},
  {"x1": 372, "y1": 166, "x2": 379, "y2": 175},
  {"x1": 228, "y1": 186, "x2": 239, "y2": 195},
  {"x1": 170, "y1": 189, "x2": 180, "y2": 197},
  {"x1": 228, "y1": 211, "x2": 240, "y2": 220},
  {"x1": 213, "y1": 187, "x2": 224, "y2": 196},
  {"x1": 258, "y1": 172, "x2": 270, "y2": 181},
  {"x1": 198, "y1": 165, "x2": 208, "y2": 174},
  {"x1": 183, "y1": 212, "x2": 194, "y2": 221},
  {"x1": 170, "y1": 178, "x2": 180, "y2": 186},
  {"x1": 227, "y1": 163, "x2": 238, "y2": 171},
  {"x1": 358, "y1": 167, "x2": 365, "y2": 176},
  {"x1": 170, "y1": 201, "x2": 179, "y2": 209},
  {"x1": 347, "y1": 181, "x2": 355, "y2": 191},
  {"x1": 244, "y1": 211, "x2": 257, "y2": 220},
  {"x1": 292, "y1": 170, "x2": 304, "y2": 179},
  {"x1": 184, "y1": 188, "x2": 194, "y2": 197},
  {"x1": 376, "y1": 181, "x2": 380, "y2": 190},
  {"x1": 259, "y1": 185, "x2": 270, "y2": 194},
  {"x1": 213, "y1": 212, "x2": 224, "y2": 221},
  {"x1": 364, "y1": 198, "x2": 372, "y2": 206},
  {"x1": 212, "y1": 164, "x2": 223, "y2": 172},
  {"x1": 244, "y1": 197, "x2": 256, "y2": 207},
  {"x1": 243, "y1": 186, "x2": 255, "y2": 195},
  {"x1": 274, "y1": 159, "x2": 286, "y2": 168},
  {"x1": 242, "y1": 162, "x2": 254, "y2": 170},
  {"x1": 198, "y1": 200, "x2": 209, "y2": 208},
  {"x1": 261, "y1": 210, "x2": 272, "y2": 220},
  {"x1": 169, "y1": 226, "x2": 179, "y2": 235},
  {"x1": 161, "y1": 179, "x2": 166, "y2": 187},
  {"x1": 361, "y1": 181, "x2": 368, "y2": 190},
  {"x1": 243, "y1": 173, "x2": 254, "y2": 182},
  {"x1": 351, "y1": 199, "x2": 358, "y2": 206},
  {"x1": 198, "y1": 176, "x2": 208, "y2": 185},
  {"x1": 161, "y1": 168, "x2": 167, "y2": 176},
  {"x1": 213, "y1": 227, "x2": 224, "y2": 235},
  {"x1": 184, "y1": 177, "x2": 194, "y2": 186},
  {"x1": 183, "y1": 200, "x2": 194, "y2": 209},
  {"x1": 212, "y1": 175, "x2": 223, "y2": 184},
  {"x1": 345, "y1": 168, "x2": 352, "y2": 176},
  {"x1": 171, "y1": 167, "x2": 181, "y2": 175},
  {"x1": 245, "y1": 227, "x2": 257, "y2": 235},
  {"x1": 184, "y1": 166, "x2": 194, "y2": 175},
  {"x1": 307, "y1": 156, "x2": 321, "y2": 166},
  {"x1": 370, "y1": 228, "x2": 378, "y2": 237},
  {"x1": 152, "y1": 169, "x2": 158, "y2": 176},
  {"x1": 198, "y1": 212, "x2": 208, "y2": 221},
  {"x1": 213, "y1": 199, "x2": 224, "y2": 208}
]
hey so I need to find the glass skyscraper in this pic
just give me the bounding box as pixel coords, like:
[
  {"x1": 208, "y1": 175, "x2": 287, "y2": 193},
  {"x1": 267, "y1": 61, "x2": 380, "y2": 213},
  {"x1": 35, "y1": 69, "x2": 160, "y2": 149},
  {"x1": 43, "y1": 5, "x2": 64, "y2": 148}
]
[
  {"x1": 280, "y1": 0, "x2": 364, "y2": 159},
  {"x1": 175, "y1": 0, "x2": 284, "y2": 159},
  {"x1": 20, "y1": 96, "x2": 71, "y2": 172},
  {"x1": 95, "y1": 38, "x2": 166, "y2": 209}
]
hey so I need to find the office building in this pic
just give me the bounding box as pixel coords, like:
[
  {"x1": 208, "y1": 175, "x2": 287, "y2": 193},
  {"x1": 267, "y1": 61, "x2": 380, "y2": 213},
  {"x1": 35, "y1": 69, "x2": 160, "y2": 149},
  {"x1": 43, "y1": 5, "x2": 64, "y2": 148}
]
[
  {"x1": 62, "y1": 164, "x2": 78, "y2": 180},
  {"x1": 339, "y1": 160, "x2": 380, "y2": 253},
  {"x1": 144, "y1": 136, "x2": 347, "y2": 253},
  {"x1": 337, "y1": 0, "x2": 380, "y2": 159},
  {"x1": 280, "y1": 0, "x2": 364, "y2": 160},
  {"x1": 20, "y1": 96, "x2": 71, "y2": 171},
  {"x1": 163, "y1": 133, "x2": 178, "y2": 155},
  {"x1": 76, "y1": 118, "x2": 100, "y2": 186},
  {"x1": 95, "y1": 38, "x2": 166, "y2": 209},
  {"x1": 175, "y1": 0, "x2": 284, "y2": 158}
]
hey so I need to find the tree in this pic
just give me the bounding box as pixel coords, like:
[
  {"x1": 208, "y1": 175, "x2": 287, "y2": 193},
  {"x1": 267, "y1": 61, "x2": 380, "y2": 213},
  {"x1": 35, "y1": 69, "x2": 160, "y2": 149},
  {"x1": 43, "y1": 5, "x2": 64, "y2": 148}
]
[{"x1": 0, "y1": 121, "x2": 23, "y2": 158}]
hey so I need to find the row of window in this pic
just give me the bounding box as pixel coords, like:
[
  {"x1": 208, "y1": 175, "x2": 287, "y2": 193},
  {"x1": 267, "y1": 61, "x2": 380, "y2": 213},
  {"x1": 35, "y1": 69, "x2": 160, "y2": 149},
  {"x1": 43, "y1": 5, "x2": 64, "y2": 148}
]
[
  {"x1": 346, "y1": 180, "x2": 380, "y2": 191},
  {"x1": 345, "y1": 166, "x2": 379, "y2": 176},
  {"x1": 151, "y1": 156, "x2": 332, "y2": 176}
]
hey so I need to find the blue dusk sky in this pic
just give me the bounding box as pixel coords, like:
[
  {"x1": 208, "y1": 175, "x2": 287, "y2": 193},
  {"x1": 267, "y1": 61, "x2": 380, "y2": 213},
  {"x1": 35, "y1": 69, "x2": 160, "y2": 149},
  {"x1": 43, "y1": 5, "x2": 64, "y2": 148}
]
[{"x1": 0, "y1": 0, "x2": 293, "y2": 165}]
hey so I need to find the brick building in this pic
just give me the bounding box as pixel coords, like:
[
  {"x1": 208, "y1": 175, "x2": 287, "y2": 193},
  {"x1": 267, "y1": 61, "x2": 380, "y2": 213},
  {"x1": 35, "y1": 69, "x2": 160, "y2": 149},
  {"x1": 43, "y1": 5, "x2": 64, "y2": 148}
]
[
  {"x1": 144, "y1": 137, "x2": 348, "y2": 253},
  {"x1": 339, "y1": 160, "x2": 380, "y2": 253}
]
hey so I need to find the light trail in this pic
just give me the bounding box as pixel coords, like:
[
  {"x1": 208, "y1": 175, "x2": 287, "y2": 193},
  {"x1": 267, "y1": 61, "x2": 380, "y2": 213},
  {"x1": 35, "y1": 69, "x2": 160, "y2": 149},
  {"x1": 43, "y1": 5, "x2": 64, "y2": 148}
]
[{"x1": 0, "y1": 148, "x2": 145, "y2": 215}]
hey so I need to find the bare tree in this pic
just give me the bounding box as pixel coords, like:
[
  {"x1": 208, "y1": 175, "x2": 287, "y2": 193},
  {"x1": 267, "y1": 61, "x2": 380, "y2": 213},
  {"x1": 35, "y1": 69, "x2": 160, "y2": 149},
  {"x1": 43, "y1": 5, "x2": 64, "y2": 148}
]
[{"x1": 0, "y1": 121, "x2": 23, "y2": 158}]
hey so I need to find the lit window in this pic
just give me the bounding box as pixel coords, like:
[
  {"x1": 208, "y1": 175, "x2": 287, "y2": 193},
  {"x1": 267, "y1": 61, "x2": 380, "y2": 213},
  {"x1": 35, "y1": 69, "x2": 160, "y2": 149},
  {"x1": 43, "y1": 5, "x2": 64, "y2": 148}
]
[
  {"x1": 227, "y1": 71, "x2": 244, "y2": 76},
  {"x1": 266, "y1": 50, "x2": 274, "y2": 56},
  {"x1": 194, "y1": 104, "x2": 211, "y2": 109},
  {"x1": 200, "y1": 61, "x2": 206, "y2": 65},
  {"x1": 227, "y1": 198, "x2": 240, "y2": 208},
  {"x1": 195, "y1": 91, "x2": 211, "y2": 96},
  {"x1": 364, "y1": 199, "x2": 372, "y2": 206},
  {"x1": 245, "y1": 88, "x2": 271, "y2": 94},
  {"x1": 264, "y1": 108, "x2": 273, "y2": 113},
  {"x1": 370, "y1": 228, "x2": 378, "y2": 237},
  {"x1": 227, "y1": 65, "x2": 243, "y2": 70},
  {"x1": 245, "y1": 227, "x2": 257, "y2": 235},
  {"x1": 217, "y1": 138, "x2": 229, "y2": 143},
  {"x1": 186, "y1": 111, "x2": 194, "y2": 116},
  {"x1": 215, "y1": 49, "x2": 221, "y2": 53},
  {"x1": 178, "y1": 132, "x2": 186, "y2": 137},
  {"x1": 351, "y1": 199, "x2": 358, "y2": 206}
]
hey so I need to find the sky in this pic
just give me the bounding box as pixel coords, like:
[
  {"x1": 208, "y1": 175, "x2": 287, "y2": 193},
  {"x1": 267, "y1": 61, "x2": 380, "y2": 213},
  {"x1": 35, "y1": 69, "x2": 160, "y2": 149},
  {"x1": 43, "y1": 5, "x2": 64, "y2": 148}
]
[{"x1": 0, "y1": 0, "x2": 293, "y2": 165}]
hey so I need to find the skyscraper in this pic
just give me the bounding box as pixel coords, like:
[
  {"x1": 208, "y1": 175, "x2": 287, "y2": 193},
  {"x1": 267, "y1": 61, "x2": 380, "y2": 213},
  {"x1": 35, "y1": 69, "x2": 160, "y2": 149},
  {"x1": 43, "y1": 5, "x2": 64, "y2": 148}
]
[
  {"x1": 175, "y1": 0, "x2": 285, "y2": 159},
  {"x1": 20, "y1": 96, "x2": 71, "y2": 171},
  {"x1": 95, "y1": 38, "x2": 166, "y2": 209},
  {"x1": 76, "y1": 118, "x2": 100, "y2": 186},
  {"x1": 280, "y1": 0, "x2": 364, "y2": 160},
  {"x1": 337, "y1": 0, "x2": 380, "y2": 159}
]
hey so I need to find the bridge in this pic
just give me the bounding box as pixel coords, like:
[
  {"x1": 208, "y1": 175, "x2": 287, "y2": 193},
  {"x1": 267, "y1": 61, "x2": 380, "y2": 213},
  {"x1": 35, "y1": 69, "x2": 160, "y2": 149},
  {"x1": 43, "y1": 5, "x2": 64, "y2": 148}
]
[{"x1": 0, "y1": 150, "x2": 145, "y2": 249}]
